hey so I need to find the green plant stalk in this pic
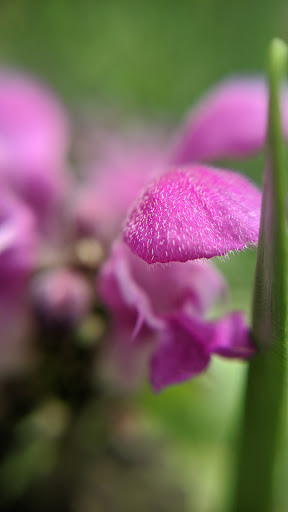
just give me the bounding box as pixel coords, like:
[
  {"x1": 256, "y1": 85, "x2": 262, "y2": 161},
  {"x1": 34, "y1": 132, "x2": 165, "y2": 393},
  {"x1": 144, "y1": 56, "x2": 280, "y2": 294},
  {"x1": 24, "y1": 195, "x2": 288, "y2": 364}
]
[{"x1": 231, "y1": 39, "x2": 288, "y2": 512}]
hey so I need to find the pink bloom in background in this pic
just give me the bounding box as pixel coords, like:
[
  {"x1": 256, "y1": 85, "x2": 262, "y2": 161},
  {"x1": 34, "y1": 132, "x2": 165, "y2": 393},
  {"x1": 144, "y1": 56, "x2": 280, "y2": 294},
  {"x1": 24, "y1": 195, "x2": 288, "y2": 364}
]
[
  {"x1": 0, "y1": 72, "x2": 69, "y2": 225},
  {"x1": 30, "y1": 268, "x2": 92, "y2": 327},
  {"x1": 0, "y1": 73, "x2": 73, "y2": 371},
  {"x1": 73, "y1": 130, "x2": 166, "y2": 244},
  {"x1": 124, "y1": 164, "x2": 261, "y2": 264},
  {"x1": 170, "y1": 77, "x2": 288, "y2": 164},
  {"x1": 0, "y1": 189, "x2": 36, "y2": 286}
]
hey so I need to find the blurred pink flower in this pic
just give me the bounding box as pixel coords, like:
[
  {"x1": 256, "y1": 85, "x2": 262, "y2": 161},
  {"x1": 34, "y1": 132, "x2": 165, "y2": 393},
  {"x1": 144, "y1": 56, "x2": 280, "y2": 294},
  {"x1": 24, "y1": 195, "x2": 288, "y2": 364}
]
[
  {"x1": 30, "y1": 268, "x2": 92, "y2": 327},
  {"x1": 170, "y1": 77, "x2": 288, "y2": 164},
  {"x1": 73, "y1": 130, "x2": 166, "y2": 243},
  {"x1": 0, "y1": 188, "x2": 37, "y2": 285},
  {"x1": 0, "y1": 71, "x2": 71, "y2": 371},
  {"x1": 0, "y1": 72, "x2": 70, "y2": 225}
]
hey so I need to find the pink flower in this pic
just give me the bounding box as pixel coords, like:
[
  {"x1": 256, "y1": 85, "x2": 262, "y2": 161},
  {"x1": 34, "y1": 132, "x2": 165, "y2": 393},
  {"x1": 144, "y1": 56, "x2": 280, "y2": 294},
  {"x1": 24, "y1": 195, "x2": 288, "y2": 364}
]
[
  {"x1": 0, "y1": 74, "x2": 267, "y2": 388},
  {"x1": 75, "y1": 78, "x2": 271, "y2": 247},
  {"x1": 170, "y1": 77, "x2": 288, "y2": 164},
  {"x1": 0, "y1": 71, "x2": 72, "y2": 371},
  {"x1": 108, "y1": 79, "x2": 271, "y2": 391},
  {"x1": 73, "y1": 129, "x2": 166, "y2": 244},
  {"x1": 30, "y1": 268, "x2": 92, "y2": 327},
  {"x1": 0, "y1": 187, "x2": 37, "y2": 285},
  {"x1": 0, "y1": 71, "x2": 70, "y2": 225},
  {"x1": 119, "y1": 87, "x2": 264, "y2": 390}
]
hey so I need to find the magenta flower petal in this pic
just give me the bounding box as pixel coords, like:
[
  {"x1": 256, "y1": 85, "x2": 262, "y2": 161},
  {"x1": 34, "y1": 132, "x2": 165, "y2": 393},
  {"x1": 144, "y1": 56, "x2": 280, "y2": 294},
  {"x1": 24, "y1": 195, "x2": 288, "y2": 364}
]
[
  {"x1": 149, "y1": 315, "x2": 212, "y2": 392},
  {"x1": 170, "y1": 78, "x2": 288, "y2": 164},
  {"x1": 0, "y1": 189, "x2": 36, "y2": 373},
  {"x1": 98, "y1": 240, "x2": 226, "y2": 335},
  {"x1": 0, "y1": 189, "x2": 37, "y2": 284},
  {"x1": 150, "y1": 312, "x2": 254, "y2": 392},
  {"x1": 98, "y1": 241, "x2": 163, "y2": 335},
  {"x1": 98, "y1": 331, "x2": 155, "y2": 391},
  {"x1": 98, "y1": 241, "x2": 227, "y2": 390},
  {"x1": 124, "y1": 165, "x2": 261, "y2": 263},
  {"x1": 210, "y1": 311, "x2": 255, "y2": 358},
  {"x1": 0, "y1": 72, "x2": 69, "y2": 217}
]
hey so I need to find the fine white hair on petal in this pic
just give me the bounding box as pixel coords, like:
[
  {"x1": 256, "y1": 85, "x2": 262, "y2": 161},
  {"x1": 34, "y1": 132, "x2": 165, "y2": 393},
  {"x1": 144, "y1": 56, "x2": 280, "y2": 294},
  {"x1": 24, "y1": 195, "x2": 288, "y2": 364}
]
[{"x1": 123, "y1": 164, "x2": 261, "y2": 264}]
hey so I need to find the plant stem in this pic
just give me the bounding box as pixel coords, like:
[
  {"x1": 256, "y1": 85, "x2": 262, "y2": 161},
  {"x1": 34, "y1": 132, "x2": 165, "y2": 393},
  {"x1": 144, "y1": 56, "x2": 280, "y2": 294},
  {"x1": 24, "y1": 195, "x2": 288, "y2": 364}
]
[{"x1": 231, "y1": 39, "x2": 288, "y2": 512}]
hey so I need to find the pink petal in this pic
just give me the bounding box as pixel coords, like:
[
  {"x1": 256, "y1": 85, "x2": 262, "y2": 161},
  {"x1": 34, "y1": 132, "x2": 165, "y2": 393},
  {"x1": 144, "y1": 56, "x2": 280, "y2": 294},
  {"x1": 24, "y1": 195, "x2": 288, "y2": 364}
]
[
  {"x1": 149, "y1": 312, "x2": 254, "y2": 392},
  {"x1": 210, "y1": 312, "x2": 255, "y2": 358},
  {"x1": 73, "y1": 130, "x2": 165, "y2": 242},
  {"x1": 0, "y1": 188, "x2": 37, "y2": 374},
  {"x1": 98, "y1": 241, "x2": 227, "y2": 390},
  {"x1": 98, "y1": 330, "x2": 155, "y2": 391},
  {"x1": 124, "y1": 165, "x2": 261, "y2": 263},
  {"x1": 0, "y1": 71, "x2": 69, "y2": 217},
  {"x1": 149, "y1": 315, "x2": 212, "y2": 392},
  {"x1": 0, "y1": 188, "x2": 37, "y2": 283},
  {"x1": 170, "y1": 78, "x2": 288, "y2": 164},
  {"x1": 98, "y1": 240, "x2": 226, "y2": 336},
  {"x1": 98, "y1": 241, "x2": 163, "y2": 335}
]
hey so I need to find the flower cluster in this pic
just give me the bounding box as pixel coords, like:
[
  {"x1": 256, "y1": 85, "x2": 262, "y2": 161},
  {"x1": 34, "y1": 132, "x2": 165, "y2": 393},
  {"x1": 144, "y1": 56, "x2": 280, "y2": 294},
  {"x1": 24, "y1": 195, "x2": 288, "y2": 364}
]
[{"x1": 0, "y1": 71, "x2": 275, "y2": 392}]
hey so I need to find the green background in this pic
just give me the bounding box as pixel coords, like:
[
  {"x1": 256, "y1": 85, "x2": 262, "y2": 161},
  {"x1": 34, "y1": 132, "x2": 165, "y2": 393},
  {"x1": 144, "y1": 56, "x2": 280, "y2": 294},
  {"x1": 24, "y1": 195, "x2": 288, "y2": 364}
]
[{"x1": 0, "y1": 0, "x2": 285, "y2": 114}]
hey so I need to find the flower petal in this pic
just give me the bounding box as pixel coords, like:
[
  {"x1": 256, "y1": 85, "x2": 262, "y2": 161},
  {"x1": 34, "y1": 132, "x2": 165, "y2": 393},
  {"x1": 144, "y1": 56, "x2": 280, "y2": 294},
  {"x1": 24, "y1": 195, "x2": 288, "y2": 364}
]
[
  {"x1": 149, "y1": 312, "x2": 254, "y2": 392},
  {"x1": 73, "y1": 130, "x2": 165, "y2": 242},
  {"x1": 98, "y1": 241, "x2": 163, "y2": 335},
  {"x1": 149, "y1": 315, "x2": 212, "y2": 392},
  {"x1": 0, "y1": 188, "x2": 37, "y2": 284},
  {"x1": 98, "y1": 330, "x2": 155, "y2": 392},
  {"x1": 170, "y1": 77, "x2": 288, "y2": 164},
  {"x1": 0, "y1": 71, "x2": 69, "y2": 218},
  {"x1": 0, "y1": 189, "x2": 36, "y2": 374},
  {"x1": 210, "y1": 311, "x2": 255, "y2": 358},
  {"x1": 124, "y1": 165, "x2": 261, "y2": 263},
  {"x1": 98, "y1": 240, "x2": 226, "y2": 336}
]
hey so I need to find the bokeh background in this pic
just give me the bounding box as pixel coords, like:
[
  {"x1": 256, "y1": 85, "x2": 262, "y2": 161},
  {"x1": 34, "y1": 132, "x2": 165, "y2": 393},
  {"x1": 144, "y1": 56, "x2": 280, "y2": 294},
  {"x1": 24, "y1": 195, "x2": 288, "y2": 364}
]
[{"x1": 0, "y1": 1, "x2": 287, "y2": 511}]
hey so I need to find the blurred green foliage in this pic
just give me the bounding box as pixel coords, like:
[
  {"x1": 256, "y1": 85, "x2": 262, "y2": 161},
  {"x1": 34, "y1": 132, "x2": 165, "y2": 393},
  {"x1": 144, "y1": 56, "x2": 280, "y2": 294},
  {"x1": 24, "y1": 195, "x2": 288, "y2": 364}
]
[{"x1": 0, "y1": 0, "x2": 286, "y2": 115}]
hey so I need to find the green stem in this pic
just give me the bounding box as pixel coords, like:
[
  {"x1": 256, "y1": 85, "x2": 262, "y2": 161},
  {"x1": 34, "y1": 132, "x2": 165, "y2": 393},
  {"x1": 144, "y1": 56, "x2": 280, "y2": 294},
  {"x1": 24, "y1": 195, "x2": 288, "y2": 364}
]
[{"x1": 231, "y1": 39, "x2": 288, "y2": 512}]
